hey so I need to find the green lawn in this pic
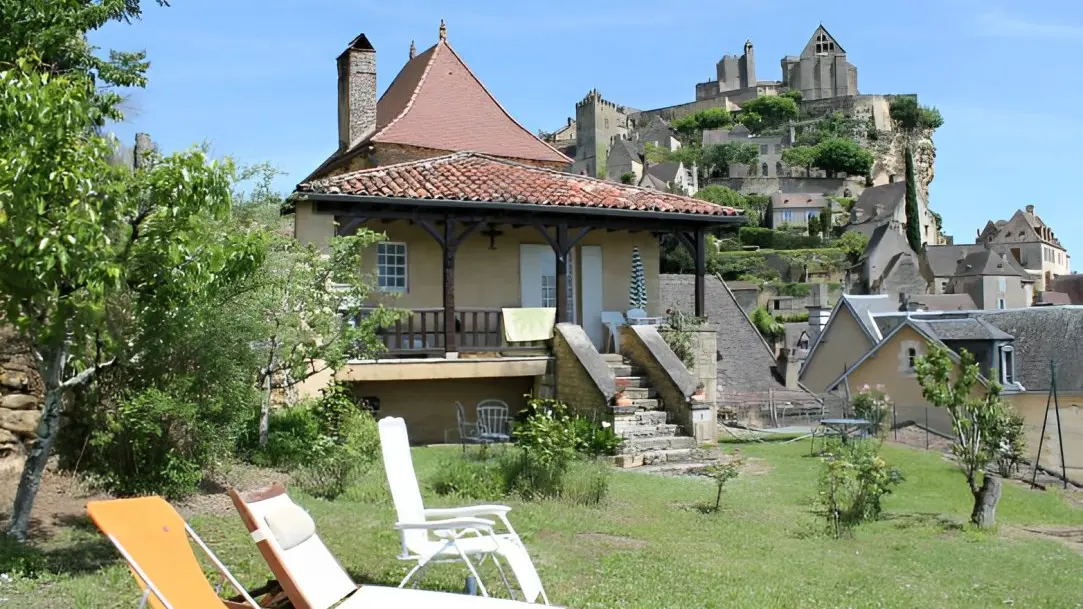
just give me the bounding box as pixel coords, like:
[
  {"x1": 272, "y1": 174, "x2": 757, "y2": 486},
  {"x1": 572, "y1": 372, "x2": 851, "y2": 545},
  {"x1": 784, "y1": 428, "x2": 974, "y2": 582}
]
[{"x1": 5, "y1": 441, "x2": 1083, "y2": 609}]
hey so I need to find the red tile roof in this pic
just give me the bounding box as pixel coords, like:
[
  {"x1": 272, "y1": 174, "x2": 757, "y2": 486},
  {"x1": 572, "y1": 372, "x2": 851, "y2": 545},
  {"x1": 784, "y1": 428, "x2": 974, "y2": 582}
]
[
  {"x1": 298, "y1": 153, "x2": 743, "y2": 218},
  {"x1": 370, "y1": 39, "x2": 571, "y2": 166}
]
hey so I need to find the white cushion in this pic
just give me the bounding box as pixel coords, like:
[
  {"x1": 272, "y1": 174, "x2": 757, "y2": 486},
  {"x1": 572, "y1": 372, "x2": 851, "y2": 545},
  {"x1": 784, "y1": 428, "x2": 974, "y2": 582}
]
[{"x1": 263, "y1": 503, "x2": 316, "y2": 551}]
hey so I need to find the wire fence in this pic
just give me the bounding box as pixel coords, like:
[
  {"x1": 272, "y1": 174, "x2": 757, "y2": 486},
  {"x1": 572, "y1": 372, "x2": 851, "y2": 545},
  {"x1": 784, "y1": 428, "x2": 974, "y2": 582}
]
[{"x1": 718, "y1": 391, "x2": 1083, "y2": 485}]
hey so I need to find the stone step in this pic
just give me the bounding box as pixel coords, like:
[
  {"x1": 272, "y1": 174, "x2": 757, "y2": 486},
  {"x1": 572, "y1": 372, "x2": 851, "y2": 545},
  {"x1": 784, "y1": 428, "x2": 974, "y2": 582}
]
[
  {"x1": 634, "y1": 410, "x2": 668, "y2": 425},
  {"x1": 612, "y1": 410, "x2": 667, "y2": 431},
  {"x1": 608, "y1": 364, "x2": 633, "y2": 376},
  {"x1": 614, "y1": 448, "x2": 699, "y2": 468},
  {"x1": 618, "y1": 424, "x2": 680, "y2": 439},
  {"x1": 620, "y1": 435, "x2": 698, "y2": 453},
  {"x1": 620, "y1": 386, "x2": 656, "y2": 400},
  {"x1": 600, "y1": 353, "x2": 625, "y2": 364},
  {"x1": 629, "y1": 398, "x2": 660, "y2": 410},
  {"x1": 614, "y1": 376, "x2": 648, "y2": 389}
]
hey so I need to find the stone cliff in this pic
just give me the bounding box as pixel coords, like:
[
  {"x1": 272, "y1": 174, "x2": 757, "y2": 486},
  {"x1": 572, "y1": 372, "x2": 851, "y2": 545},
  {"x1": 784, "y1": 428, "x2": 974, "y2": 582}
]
[{"x1": 0, "y1": 327, "x2": 42, "y2": 473}]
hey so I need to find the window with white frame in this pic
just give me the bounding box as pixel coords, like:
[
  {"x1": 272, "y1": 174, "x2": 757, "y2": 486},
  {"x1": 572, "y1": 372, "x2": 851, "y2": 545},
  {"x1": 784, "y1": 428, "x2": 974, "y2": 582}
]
[
  {"x1": 376, "y1": 242, "x2": 407, "y2": 292},
  {"x1": 1000, "y1": 345, "x2": 1015, "y2": 385},
  {"x1": 907, "y1": 347, "x2": 917, "y2": 369},
  {"x1": 782, "y1": 210, "x2": 793, "y2": 222}
]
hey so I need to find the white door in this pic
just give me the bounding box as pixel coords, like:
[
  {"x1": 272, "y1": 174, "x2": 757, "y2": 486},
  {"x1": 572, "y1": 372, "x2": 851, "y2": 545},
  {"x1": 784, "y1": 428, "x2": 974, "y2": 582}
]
[
  {"x1": 519, "y1": 244, "x2": 575, "y2": 321},
  {"x1": 580, "y1": 246, "x2": 604, "y2": 348}
]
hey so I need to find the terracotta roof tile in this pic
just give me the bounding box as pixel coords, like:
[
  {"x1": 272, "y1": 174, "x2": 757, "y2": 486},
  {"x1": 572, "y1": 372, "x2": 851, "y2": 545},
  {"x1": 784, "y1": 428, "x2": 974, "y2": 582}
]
[
  {"x1": 299, "y1": 152, "x2": 742, "y2": 217},
  {"x1": 371, "y1": 40, "x2": 570, "y2": 165}
]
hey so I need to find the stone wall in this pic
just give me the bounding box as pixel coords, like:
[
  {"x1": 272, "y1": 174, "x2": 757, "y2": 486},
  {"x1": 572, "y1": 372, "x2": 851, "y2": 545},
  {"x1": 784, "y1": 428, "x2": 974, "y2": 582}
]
[
  {"x1": 707, "y1": 176, "x2": 863, "y2": 198},
  {"x1": 553, "y1": 324, "x2": 613, "y2": 421},
  {"x1": 0, "y1": 327, "x2": 42, "y2": 473}
]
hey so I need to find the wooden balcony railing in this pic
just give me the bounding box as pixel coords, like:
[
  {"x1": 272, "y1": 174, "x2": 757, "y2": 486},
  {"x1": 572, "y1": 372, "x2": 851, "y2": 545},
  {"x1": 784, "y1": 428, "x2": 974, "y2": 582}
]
[{"x1": 355, "y1": 307, "x2": 549, "y2": 358}]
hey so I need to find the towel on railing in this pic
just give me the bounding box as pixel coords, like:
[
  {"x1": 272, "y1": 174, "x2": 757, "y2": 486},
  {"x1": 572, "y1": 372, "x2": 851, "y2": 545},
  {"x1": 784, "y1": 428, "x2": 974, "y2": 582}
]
[{"x1": 501, "y1": 308, "x2": 556, "y2": 343}]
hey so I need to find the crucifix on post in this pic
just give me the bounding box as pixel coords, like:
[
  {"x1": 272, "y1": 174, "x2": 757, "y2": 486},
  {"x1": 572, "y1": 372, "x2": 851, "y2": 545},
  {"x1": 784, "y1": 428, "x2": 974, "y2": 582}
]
[
  {"x1": 417, "y1": 217, "x2": 482, "y2": 354},
  {"x1": 533, "y1": 222, "x2": 593, "y2": 324},
  {"x1": 675, "y1": 228, "x2": 708, "y2": 318}
]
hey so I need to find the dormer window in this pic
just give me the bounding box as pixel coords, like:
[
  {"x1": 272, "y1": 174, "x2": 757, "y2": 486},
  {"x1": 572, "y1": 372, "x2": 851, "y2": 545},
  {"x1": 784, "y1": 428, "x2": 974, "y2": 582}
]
[
  {"x1": 1000, "y1": 346, "x2": 1015, "y2": 385},
  {"x1": 907, "y1": 347, "x2": 917, "y2": 369}
]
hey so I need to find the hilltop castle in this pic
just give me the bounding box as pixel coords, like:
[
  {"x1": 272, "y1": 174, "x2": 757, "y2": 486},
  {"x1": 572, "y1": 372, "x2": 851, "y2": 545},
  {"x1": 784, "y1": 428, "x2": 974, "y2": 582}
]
[{"x1": 551, "y1": 25, "x2": 865, "y2": 179}]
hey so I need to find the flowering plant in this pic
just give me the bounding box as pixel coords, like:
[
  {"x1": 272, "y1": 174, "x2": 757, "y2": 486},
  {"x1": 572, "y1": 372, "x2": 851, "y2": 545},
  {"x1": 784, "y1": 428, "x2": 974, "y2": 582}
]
[{"x1": 852, "y1": 384, "x2": 892, "y2": 438}]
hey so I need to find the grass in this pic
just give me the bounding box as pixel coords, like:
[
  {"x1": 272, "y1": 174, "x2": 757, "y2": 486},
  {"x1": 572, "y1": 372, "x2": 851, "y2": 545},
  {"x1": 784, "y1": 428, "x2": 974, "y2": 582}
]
[{"x1": 4, "y1": 441, "x2": 1083, "y2": 609}]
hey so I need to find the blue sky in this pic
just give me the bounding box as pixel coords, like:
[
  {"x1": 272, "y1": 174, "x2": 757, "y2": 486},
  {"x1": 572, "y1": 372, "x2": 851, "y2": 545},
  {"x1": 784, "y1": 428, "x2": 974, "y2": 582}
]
[{"x1": 92, "y1": 0, "x2": 1082, "y2": 263}]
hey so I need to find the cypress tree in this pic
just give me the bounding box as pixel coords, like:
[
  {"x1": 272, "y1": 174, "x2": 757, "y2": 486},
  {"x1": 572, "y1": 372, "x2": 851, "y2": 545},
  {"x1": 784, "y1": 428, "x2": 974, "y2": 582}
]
[{"x1": 904, "y1": 145, "x2": 922, "y2": 253}]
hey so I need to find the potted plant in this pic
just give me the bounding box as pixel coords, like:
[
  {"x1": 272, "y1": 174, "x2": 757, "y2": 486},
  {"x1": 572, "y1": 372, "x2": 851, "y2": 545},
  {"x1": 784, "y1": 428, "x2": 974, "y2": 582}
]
[{"x1": 614, "y1": 390, "x2": 633, "y2": 407}]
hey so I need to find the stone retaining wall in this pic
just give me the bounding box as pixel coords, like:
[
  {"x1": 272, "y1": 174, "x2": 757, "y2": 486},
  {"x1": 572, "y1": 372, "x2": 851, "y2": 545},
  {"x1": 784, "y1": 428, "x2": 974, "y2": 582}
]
[{"x1": 0, "y1": 327, "x2": 42, "y2": 473}]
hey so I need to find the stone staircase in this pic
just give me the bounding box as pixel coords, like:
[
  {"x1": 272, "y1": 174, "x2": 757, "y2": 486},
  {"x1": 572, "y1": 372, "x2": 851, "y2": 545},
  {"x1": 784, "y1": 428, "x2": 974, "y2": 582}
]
[{"x1": 603, "y1": 353, "x2": 698, "y2": 467}]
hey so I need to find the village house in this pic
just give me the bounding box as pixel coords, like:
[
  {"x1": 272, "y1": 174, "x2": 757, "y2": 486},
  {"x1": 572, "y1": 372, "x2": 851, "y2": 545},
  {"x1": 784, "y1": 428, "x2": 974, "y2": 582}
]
[
  {"x1": 767, "y1": 192, "x2": 833, "y2": 228},
  {"x1": 289, "y1": 24, "x2": 745, "y2": 447},
  {"x1": 977, "y1": 205, "x2": 1071, "y2": 290}
]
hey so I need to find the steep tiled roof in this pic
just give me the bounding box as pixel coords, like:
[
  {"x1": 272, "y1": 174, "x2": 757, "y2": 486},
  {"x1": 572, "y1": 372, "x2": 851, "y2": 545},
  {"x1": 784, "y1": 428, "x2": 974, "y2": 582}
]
[
  {"x1": 299, "y1": 152, "x2": 742, "y2": 217},
  {"x1": 911, "y1": 318, "x2": 1013, "y2": 341},
  {"x1": 924, "y1": 244, "x2": 987, "y2": 277},
  {"x1": 771, "y1": 192, "x2": 830, "y2": 210},
  {"x1": 910, "y1": 294, "x2": 977, "y2": 311},
  {"x1": 659, "y1": 274, "x2": 817, "y2": 401},
  {"x1": 370, "y1": 39, "x2": 570, "y2": 165},
  {"x1": 645, "y1": 162, "x2": 682, "y2": 182},
  {"x1": 953, "y1": 249, "x2": 1031, "y2": 279},
  {"x1": 851, "y1": 182, "x2": 906, "y2": 226}
]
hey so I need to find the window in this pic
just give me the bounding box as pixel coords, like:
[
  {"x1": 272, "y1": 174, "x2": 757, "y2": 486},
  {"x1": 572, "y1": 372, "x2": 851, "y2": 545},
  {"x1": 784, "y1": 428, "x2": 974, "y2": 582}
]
[
  {"x1": 1000, "y1": 346, "x2": 1015, "y2": 385},
  {"x1": 776, "y1": 161, "x2": 784, "y2": 176},
  {"x1": 907, "y1": 347, "x2": 917, "y2": 369},
  {"x1": 377, "y1": 242, "x2": 408, "y2": 292},
  {"x1": 998, "y1": 277, "x2": 1006, "y2": 292},
  {"x1": 807, "y1": 210, "x2": 818, "y2": 221},
  {"x1": 760, "y1": 144, "x2": 769, "y2": 154},
  {"x1": 761, "y1": 162, "x2": 769, "y2": 176},
  {"x1": 997, "y1": 298, "x2": 1006, "y2": 309},
  {"x1": 604, "y1": 118, "x2": 609, "y2": 129},
  {"x1": 782, "y1": 210, "x2": 793, "y2": 222}
]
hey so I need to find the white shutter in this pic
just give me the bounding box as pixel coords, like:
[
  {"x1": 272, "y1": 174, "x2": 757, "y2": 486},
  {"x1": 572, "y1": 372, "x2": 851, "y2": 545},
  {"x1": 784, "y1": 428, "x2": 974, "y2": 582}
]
[{"x1": 520, "y1": 244, "x2": 545, "y2": 307}]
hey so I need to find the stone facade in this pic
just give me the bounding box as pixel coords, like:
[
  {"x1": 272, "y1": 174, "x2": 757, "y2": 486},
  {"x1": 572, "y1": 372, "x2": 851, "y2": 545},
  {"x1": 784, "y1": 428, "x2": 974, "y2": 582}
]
[
  {"x1": 780, "y1": 26, "x2": 858, "y2": 101},
  {"x1": 337, "y1": 35, "x2": 377, "y2": 152},
  {"x1": 0, "y1": 327, "x2": 42, "y2": 473},
  {"x1": 553, "y1": 324, "x2": 613, "y2": 421},
  {"x1": 571, "y1": 90, "x2": 630, "y2": 178}
]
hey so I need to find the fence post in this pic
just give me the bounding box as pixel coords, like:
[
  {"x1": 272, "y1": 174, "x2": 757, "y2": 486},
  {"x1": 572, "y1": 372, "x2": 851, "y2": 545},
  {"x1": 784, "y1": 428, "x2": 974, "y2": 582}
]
[{"x1": 892, "y1": 404, "x2": 897, "y2": 441}]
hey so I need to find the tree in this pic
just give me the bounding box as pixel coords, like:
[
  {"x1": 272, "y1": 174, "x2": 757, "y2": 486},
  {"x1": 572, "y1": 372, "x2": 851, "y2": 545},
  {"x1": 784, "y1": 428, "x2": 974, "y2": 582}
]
[
  {"x1": 914, "y1": 346, "x2": 1012, "y2": 527},
  {"x1": 702, "y1": 141, "x2": 758, "y2": 178},
  {"x1": 0, "y1": 57, "x2": 260, "y2": 539},
  {"x1": 232, "y1": 167, "x2": 400, "y2": 446},
  {"x1": 750, "y1": 307, "x2": 784, "y2": 345},
  {"x1": 695, "y1": 185, "x2": 759, "y2": 225},
  {"x1": 620, "y1": 172, "x2": 635, "y2": 184},
  {"x1": 836, "y1": 231, "x2": 870, "y2": 265},
  {"x1": 819, "y1": 207, "x2": 832, "y2": 240},
  {"x1": 813, "y1": 138, "x2": 874, "y2": 178},
  {"x1": 807, "y1": 214, "x2": 822, "y2": 237},
  {"x1": 888, "y1": 97, "x2": 944, "y2": 133},
  {"x1": 781, "y1": 89, "x2": 803, "y2": 104},
  {"x1": 738, "y1": 96, "x2": 800, "y2": 134},
  {"x1": 671, "y1": 107, "x2": 734, "y2": 141},
  {"x1": 781, "y1": 146, "x2": 817, "y2": 176},
  {"x1": 903, "y1": 145, "x2": 922, "y2": 252}
]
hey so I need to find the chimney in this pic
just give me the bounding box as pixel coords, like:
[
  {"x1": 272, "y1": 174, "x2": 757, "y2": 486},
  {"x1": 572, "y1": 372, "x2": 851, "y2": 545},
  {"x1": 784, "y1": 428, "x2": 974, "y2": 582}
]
[
  {"x1": 337, "y1": 33, "x2": 377, "y2": 152},
  {"x1": 778, "y1": 348, "x2": 801, "y2": 390},
  {"x1": 1026, "y1": 204, "x2": 1035, "y2": 214},
  {"x1": 805, "y1": 283, "x2": 831, "y2": 338}
]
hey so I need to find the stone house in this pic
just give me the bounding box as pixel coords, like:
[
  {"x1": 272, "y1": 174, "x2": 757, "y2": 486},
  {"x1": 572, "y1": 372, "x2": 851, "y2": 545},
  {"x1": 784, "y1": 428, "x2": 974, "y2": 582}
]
[
  {"x1": 946, "y1": 249, "x2": 1034, "y2": 310},
  {"x1": 605, "y1": 138, "x2": 643, "y2": 184},
  {"x1": 977, "y1": 204, "x2": 1071, "y2": 290},
  {"x1": 859, "y1": 223, "x2": 927, "y2": 297},
  {"x1": 638, "y1": 161, "x2": 698, "y2": 196},
  {"x1": 825, "y1": 306, "x2": 1083, "y2": 478},
  {"x1": 291, "y1": 25, "x2": 746, "y2": 446},
  {"x1": 767, "y1": 192, "x2": 832, "y2": 228},
  {"x1": 846, "y1": 182, "x2": 940, "y2": 248},
  {"x1": 702, "y1": 125, "x2": 787, "y2": 178}
]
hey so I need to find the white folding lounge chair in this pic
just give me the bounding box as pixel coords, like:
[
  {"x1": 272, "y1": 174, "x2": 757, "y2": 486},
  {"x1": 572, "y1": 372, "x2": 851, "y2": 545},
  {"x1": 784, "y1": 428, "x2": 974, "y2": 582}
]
[
  {"x1": 229, "y1": 485, "x2": 540, "y2": 609},
  {"x1": 378, "y1": 417, "x2": 550, "y2": 605}
]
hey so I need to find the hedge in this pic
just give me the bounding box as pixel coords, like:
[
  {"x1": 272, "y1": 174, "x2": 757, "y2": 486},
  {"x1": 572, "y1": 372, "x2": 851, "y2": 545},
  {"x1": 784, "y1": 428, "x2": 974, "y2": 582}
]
[{"x1": 739, "y1": 227, "x2": 824, "y2": 250}]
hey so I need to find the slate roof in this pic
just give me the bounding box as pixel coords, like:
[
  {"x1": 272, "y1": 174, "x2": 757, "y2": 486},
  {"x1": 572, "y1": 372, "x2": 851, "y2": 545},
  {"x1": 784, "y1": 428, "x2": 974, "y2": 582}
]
[
  {"x1": 953, "y1": 249, "x2": 1031, "y2": 279},
  {"x1": 910, "y1": 318, "x2": 1013, "y2": 341},
  {"x1": 974, "y1": 307, "x2": 1083, "y2": 392},
  {"x1": 1049, "y1": 276, "x2": 1083, "y2": 304},
  {"x1": 850, "y1": 182, "x2": 906, "y2": 226},
  {"x1": 299, "y1": 152, "x2": 742, "y2": 217},
  {"x1": 910, "y1": 294, "x2": 977, "y2": 311},
  {"x1": 924, "y1": 244, "x2": 988, "y2": 277},
  {"x1": 771, "y1": 192, "x2": 830, "y2": 210},
  {"x1": 645, "y1": 162, "x2": 682, "y2": 183},
  {"x1": 843, "y1": 294, "x2": 900, "y2": 341},
  {"x1": 1036, "y1": 291, "x2": 1072, "y2": 306},
  {"x1": 658, "y1": 274, "x2": 817, "y2": 400}
]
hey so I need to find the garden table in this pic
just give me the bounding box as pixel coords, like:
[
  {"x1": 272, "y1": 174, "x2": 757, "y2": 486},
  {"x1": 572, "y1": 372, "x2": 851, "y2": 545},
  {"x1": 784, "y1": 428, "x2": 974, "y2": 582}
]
[{"x1": 811, "y1": 418, "x2": 873, "y2": 455}]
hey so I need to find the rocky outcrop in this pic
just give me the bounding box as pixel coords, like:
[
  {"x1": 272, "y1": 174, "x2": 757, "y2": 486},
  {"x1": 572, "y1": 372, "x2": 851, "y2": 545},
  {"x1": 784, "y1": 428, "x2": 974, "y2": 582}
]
[
  {"x1": 869, "y1": 129, "x2": 936, "y2": 203},
  {"x1": 0, "y1": 327, "x2": 42, "y2": 473}
]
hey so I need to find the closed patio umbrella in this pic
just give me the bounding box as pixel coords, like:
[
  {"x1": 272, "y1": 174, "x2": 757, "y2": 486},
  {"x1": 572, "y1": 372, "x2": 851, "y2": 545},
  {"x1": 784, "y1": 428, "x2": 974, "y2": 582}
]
[{"x1": 629, "y1": 247, "x2": 647, "y2": 310}]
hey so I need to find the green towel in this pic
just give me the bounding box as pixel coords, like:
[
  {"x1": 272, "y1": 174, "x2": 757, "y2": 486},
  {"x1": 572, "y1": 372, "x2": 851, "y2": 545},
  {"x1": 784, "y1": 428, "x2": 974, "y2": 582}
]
[{"x1": 502, "y1": 308, "x2": 556, "y2": 342}]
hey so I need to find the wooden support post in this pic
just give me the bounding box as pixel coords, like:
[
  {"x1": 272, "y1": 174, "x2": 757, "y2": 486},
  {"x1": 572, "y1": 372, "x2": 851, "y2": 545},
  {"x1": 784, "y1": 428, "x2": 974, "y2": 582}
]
[
  {"x1": 418, "y1": 217, "x2": 483, "y2": 355},
  {"x1": 534, "y1": 223, "x2": 592, "y2": 325},
  {"x1": 694, "y1": 228, "x2": 706, "y2": 318}
]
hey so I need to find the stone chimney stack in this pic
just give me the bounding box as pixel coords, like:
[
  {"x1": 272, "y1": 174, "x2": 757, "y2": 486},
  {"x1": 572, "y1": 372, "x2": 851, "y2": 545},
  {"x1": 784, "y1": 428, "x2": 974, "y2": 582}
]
[
  {"x1": 1026, "y1": 204, "x2": 1035, "y2": 214},
  {"x1": 805, "y1": 283, "x2": 831, "y2": 338},
  {"x1": 337, "y1": 33, "x2": 377, "y2": 152},
  {"x1": 778, "y1": 348, "x2": 801, "y2": 390}
]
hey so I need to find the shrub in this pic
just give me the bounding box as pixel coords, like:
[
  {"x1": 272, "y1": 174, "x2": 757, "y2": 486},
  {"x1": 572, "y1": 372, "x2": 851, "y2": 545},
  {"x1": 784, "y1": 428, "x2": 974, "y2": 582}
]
[
  {"x1": 429, "y1": 456, "x2": 505, "y2": 499},
  {"x1": 559, "y1": 459, "x2": 612, "y2": 506},
  {"x1": 266, "y1": 383, "x2": 381, "y2": 500},
  {"x1": 818, "y1": 440, "x2": 903, "y2": 538},
  {"x1": 660, "y1": 309, "x2": 705, "y2": 370},
  {"x1": 696, "y1": 449, "x2": 744, "y2": 513},
  {"x1": 993, "y1": 406, "x2": 1026, "y2": 478},
  {"x1": 84, "y1": 388, "x2": 229, "y2": 499},
  {"x1": 851, "y1": 384, "x2": 892, "y2": 438},
  {"x1": 738, "y1": 227, "x2": 775, "y2": 249},
  {"x1": 570, "y1": 416, "x2": 621, "y2": 457}
]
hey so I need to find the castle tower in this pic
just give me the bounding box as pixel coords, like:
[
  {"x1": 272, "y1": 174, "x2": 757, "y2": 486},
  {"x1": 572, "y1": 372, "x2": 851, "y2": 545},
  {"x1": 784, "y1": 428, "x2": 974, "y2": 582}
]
[
  {"x1": 573, "y1": 89, "x2": 628, "y2": 178},
  {"x1": 780, "y1": 25, "x2": 858, "y2": 101},
  {"x1": 740, "y1": 40, "x2": 756, "y2": 89}
]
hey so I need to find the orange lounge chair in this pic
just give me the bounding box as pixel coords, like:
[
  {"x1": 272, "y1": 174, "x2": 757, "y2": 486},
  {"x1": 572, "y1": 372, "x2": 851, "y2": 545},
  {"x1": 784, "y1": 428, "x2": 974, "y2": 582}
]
[
  {"x1": 86, "y1": 496, "x2": 269, "y2": 609},
  {"x1": 228, "y1": 484, "x2": 549, "y2": 609}
]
